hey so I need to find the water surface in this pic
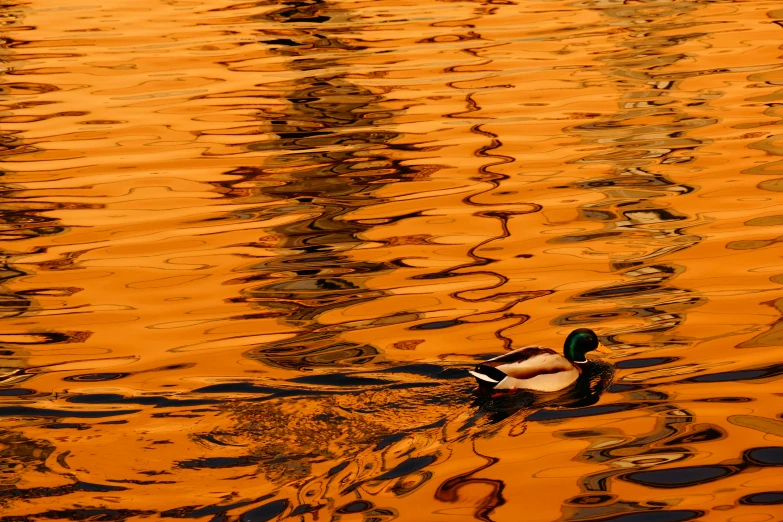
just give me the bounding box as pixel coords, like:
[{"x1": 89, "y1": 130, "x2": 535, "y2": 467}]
[{"x1": 2, "y1": 0, "x2": 783, "y2": 519}]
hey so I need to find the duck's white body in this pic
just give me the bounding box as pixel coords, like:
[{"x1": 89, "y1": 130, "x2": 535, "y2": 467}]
[{"x1": 469, "y1": 346, "x2": 583, "y2": 392}]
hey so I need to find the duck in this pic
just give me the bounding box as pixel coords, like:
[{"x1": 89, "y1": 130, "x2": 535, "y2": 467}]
[{"x1": 468, "y1": 328, "x2": 601, "y2": 392}]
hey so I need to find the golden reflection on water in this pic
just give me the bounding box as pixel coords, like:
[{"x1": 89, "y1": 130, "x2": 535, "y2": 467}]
[{"x1": 3, "y1": 0, "x2": 783, "y2": 519}]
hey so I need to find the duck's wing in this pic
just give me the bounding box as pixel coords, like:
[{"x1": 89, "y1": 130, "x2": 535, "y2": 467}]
[
  {"x1": 468, "y1": 368, "x2": 504, "y2": 384},
  {"x1": 493, "y1": 349, "x2": 576, "y2": 380},
  {"x1": 494, "y1": 364, "x2": 579, "y2": 392},
  {"x1": 484, "y1": 346, "x2": 558, "y2": 366}
]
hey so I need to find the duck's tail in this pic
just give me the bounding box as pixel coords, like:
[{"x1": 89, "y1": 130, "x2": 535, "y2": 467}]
[
  {"x1": 468, "y1": 370, "x2": 498, "y2": 384},
  {"x1": 468, "y1": 365, "x2": 506, "y2": 387}
]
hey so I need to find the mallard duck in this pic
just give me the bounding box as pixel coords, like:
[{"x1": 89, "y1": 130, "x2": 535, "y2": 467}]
[{"x1": 468, "y1": 328, "x2": 600, "y2": 392}]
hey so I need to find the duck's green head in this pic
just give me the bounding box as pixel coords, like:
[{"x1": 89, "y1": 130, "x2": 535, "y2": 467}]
[{"x1": 564, "y1": 328, "x2": 599, "y2": 363}]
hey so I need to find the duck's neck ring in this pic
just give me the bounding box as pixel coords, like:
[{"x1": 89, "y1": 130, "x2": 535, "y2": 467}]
[{"x1": 572, "y1": 359, "x2": 588, "y2": 364}]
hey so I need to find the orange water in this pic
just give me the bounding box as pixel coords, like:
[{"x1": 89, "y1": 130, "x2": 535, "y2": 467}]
[{"x1": 3, "y1": 0, "x2": 783, "y2": 520}]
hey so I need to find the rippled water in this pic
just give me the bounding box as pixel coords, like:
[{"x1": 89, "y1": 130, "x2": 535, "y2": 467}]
[{"x1": 3, "y1": 0, "x2": 783, "y2": 519}]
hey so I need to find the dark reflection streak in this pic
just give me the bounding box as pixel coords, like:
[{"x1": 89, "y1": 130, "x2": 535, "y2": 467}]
[
  {"x1": 416, "y1": 125, "x2": 531, "y2": 272},
  {"x1": 221, "y1": 0, "x2": 419, "y2": 371},
  {"x1": 161, "y1": 494, "x2": 273, "y2": 519},
  {"x1": 412, "y1": 122, "x2": 541, "y2": 346},
  {"x1": 161, "y1": 1, "x2": 509, "y2": 517},
  {"x1": 435, "y1": 439, "x2": 505, "y2": 522},
  {"x1": 555, "y1": 1, "x2": 710, "y2": 350},
  {"x1": 553, "y1": 4, "x2": 723, "y2": 514},
  {"x1": 739, "y1": 492, "x2": 783, "y2": 505},
  {"x1": 622, "y1": 464, "x2": 741, "y2": 489},
  {"x1": 0, "y1": 2, "x2": 100, "y2": 503},
  {"x1": 445, "y1": 92, "x2": 484, "y2": 119},
  {"x1": 0, "y1": 0, "x2": 61, "y2": 361}
]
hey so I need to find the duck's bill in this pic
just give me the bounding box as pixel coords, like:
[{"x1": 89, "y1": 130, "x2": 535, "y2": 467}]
[
  {"x1": 468, "y1": 370, "x2": 499, "y2": 384},
  {"x1": 595, "y1": 345, "x2": 612, "y2": 355}
]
